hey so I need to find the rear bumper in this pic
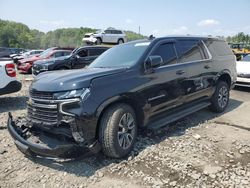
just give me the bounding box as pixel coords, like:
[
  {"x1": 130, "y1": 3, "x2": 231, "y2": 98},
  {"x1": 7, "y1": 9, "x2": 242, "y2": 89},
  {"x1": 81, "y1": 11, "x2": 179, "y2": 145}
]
[
  {"x1": 7, "y1": 113, "x2": 101, "y2": 159},
  {"x1": 0, "y1": 80, "x2": 22, "y2": 95}
]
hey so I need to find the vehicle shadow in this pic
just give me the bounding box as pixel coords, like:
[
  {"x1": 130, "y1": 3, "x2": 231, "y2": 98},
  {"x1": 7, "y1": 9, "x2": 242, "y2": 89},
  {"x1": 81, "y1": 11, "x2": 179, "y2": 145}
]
[
  {"x1": 0, "y1": 96, "x2": 28, "y2": 113},
  {"x1": 30, "y1": 98, "x2": 243, "y2": 177}
]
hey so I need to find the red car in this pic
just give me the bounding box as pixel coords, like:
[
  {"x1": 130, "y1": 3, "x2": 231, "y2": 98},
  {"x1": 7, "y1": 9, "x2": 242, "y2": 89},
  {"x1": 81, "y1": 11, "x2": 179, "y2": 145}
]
[{"x1": 17, "y1": 47, "x2": 73, "y2": 73}]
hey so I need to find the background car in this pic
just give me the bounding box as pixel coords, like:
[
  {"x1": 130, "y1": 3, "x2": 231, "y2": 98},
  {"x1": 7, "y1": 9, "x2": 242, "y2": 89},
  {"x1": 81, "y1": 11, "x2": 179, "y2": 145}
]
[
  {"x1": 32, "y1": 46, "x2": 109, "y2": 75},
  {"x1": 236, "y1": 54, "x2": 250, "y2": 87},
  {"x1": 17, "y1": 47, "x2": 73, "y2": 73},
  {"x1": 82, "y1": 29, "x2": 127, "y2": 45},
  {"x1": 13, "y1": 49, "x2": 44, "y2": 64},
  {"x1": 0, "y1": 58, "x2": 22, "y2": 96},
  {"x1": 0, "y1": 47, "x2": 12, "y2": 58}
]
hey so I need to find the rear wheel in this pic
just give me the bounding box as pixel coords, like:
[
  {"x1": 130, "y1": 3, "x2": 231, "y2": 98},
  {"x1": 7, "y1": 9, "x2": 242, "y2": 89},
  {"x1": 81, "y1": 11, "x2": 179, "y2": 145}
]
[
  {"x1": 98, "y1": 104, "x2": 137, "y2": 158},
  {"x1": 210, "y1": 81, "x2": 229, "y2": 112}
]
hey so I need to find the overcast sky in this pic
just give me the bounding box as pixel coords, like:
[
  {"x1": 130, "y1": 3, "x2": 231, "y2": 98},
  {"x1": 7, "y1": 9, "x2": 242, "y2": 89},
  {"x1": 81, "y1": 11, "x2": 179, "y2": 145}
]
[{"x1": 0, "y1": 0, "x2": 249, "y2": 37}]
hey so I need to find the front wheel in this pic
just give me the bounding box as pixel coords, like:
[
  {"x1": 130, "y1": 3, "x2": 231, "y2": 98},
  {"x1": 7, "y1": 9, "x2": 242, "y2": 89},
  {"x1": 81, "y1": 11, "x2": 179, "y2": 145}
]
[
  {"x1": 98, "y1": 104, "x2": 137, "y2": 158},
  {"x1": 210, "y1": 81, "x2": 229, "y2": 113}
]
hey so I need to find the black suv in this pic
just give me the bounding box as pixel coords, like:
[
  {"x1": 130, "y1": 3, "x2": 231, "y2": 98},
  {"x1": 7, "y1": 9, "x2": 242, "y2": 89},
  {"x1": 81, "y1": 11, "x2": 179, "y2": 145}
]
[
  {"x1": 8, "y1": 36, "x2": 237, "y2": 159},
  {"x1": 32, "y1": 46, "x2": 109, "y2": 75}
]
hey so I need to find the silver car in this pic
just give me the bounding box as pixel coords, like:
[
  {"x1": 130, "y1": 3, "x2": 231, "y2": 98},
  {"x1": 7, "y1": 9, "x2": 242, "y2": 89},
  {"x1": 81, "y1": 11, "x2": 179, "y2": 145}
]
[{"x1": 82, "y1": 29, "x2": 127, "y2": 45}]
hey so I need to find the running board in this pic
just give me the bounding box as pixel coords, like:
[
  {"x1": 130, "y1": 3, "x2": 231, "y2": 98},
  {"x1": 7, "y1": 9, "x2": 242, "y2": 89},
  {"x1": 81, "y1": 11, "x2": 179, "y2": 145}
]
[{"x1": 147, "y1": 101, "x2": 211, "y2": 130}]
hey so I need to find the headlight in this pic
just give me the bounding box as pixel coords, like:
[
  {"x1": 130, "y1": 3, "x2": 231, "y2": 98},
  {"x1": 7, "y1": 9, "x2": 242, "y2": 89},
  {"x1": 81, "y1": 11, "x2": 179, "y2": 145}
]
[{"x1": 53, "y1": 88, "x2": 90, "y2": 100}]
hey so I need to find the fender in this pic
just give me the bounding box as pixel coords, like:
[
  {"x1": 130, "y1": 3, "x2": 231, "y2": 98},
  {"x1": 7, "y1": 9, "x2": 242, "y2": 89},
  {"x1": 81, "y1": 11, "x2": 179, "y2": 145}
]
[{"x1": 95, "y1": 93, "x2": 145, "y2": 120}]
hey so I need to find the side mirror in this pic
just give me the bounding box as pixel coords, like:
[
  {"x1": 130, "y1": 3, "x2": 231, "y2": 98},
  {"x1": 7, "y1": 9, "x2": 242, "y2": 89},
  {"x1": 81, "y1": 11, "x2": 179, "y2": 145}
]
[{"x1": 145, "y1": 55, "x2": 163, "y2": 70}]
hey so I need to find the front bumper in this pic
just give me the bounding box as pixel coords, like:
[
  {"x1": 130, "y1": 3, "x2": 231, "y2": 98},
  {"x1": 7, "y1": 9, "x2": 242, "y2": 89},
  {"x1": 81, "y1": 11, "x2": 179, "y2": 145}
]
[{"x1": 7, "y1": 113, "x2": 101, "y2": 158}]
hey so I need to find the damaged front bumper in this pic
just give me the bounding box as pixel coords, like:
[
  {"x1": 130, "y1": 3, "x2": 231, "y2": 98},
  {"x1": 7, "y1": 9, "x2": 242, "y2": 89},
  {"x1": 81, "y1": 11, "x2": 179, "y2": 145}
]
[{"x1": 7, "y1": 113, "x2": 101, "y2": 159}]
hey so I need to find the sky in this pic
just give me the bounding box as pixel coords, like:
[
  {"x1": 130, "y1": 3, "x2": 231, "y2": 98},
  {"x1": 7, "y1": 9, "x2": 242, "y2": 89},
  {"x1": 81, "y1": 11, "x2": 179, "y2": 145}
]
[{"x1": 0, "y1": 0, "x2": 250, "y2": 37}]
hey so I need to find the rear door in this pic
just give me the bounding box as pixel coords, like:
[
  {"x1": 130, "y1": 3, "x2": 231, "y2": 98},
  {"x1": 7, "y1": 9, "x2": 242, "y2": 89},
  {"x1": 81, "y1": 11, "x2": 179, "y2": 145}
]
[
  {"x1": 141, "y1": 41, "x2": 189, "y2": 117},
  {"x1": 175, "y1": 39, "x2": 215, "y2": 103}
]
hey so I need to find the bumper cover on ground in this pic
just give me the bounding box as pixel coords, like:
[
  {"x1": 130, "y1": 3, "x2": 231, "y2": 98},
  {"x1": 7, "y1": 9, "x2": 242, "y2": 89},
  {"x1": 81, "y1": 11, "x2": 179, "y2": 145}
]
[{"x1": 7, "y1": 113, "x2": 101, "y2": 159}]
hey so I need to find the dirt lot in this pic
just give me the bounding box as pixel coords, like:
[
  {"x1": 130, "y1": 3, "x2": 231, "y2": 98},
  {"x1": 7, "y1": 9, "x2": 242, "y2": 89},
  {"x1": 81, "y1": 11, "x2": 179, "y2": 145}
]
[{"x1": 0, "y1": 74, "x2": 250, "y2": 188}]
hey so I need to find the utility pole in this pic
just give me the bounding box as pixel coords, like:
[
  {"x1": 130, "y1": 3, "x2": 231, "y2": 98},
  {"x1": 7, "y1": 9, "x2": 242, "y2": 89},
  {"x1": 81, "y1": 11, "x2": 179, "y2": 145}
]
[{"x1": 139, "y1": 26, "x2": 141, "y2": 35}]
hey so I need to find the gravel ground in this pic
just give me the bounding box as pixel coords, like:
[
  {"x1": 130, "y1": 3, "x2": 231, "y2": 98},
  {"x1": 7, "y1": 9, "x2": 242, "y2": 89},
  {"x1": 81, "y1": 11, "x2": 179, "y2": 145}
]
[{"x1": 0, "y1": 73, "x2": 250, "y2": 188}]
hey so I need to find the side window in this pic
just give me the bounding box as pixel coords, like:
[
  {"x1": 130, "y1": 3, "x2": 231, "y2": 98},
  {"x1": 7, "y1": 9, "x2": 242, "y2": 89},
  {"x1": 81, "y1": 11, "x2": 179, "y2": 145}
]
[
  {"x1": 105, "y1": 30, "x2": 111, "y2": 34},
  {"x1": 53, "y1": 52, "x2": 63, "y2": 58},
  {"x1": 117, "y1": 30, "x2": 122, "y2": 34},
  {"x1": 77, "y1": 49, "x2": 88, "y2": 57},
  {"x1": 151, "y1": 43, "x2": 177, "y2": 66},
  {"x1": 89, "y1": 48, "x2": 106, "y2": 56},
  {"x1": 206, "y1": 40, "x2": 232, "y2": 56},
  {"x1": 176, "y1": 40, "x2": 204, "y2": 63},
  {"x1": 63, "y1": 51, "x2": 71, "y2": 56}
]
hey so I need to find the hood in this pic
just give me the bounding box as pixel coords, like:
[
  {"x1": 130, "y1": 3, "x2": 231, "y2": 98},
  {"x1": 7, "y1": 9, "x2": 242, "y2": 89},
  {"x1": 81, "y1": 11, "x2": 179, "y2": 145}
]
[
  {"x1": 31, "y1": 67, "x2": 126, "y2": 92},
  {"x1": 236, "y1": 61, "x2": 250, "y2": 74},
  {"x1": 34, "y1": 55, "x2": 70, "y2": 66}
]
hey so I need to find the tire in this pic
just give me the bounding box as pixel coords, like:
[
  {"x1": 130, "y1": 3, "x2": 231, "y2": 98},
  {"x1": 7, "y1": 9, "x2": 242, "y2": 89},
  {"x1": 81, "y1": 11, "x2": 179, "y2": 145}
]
[
  {"x1": 210, "y1": 81, "x2": 229, "y2": 113},
  {"x1": 98, "y1": 104, "x2": 137, "y2": 158},
  {"x1": 96, "y1": 38, "x2": 102, "y2": 45},
  {"x1": 118, "y1": 39, "x2": 124, "y2": 44}
]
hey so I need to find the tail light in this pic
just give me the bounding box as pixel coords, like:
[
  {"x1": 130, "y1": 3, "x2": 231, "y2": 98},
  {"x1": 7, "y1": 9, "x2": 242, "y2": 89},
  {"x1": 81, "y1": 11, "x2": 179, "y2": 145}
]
[{"x1": 5, "y1": 63, "x2": 16, "y2": 77}]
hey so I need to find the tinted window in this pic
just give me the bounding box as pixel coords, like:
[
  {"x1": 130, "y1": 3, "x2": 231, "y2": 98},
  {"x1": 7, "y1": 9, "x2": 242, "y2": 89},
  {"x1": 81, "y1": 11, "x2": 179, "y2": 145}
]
[
  {"x1": 206, "y1": 40, "x2": 232, "y2": 56},
  {"x1": 177, "y1": 40, "x2": 204, "y2": 63},
  {"x1": 63, "y1": 51, "x2": 71, "y2": 56},
  {"x1": 151, "y1": 43, "x2": 177, "y2": 66},
  {"x1": 53, "y1": 52, "x2": 64, "y2": 58},
  {"x1": 77, "y1": 49, "x2": 87, "y2": 57},
  {"x1": 89, "y1": 48, "x2": 107, "y2": 56},
  {"x1": 104, "y1": 30, "x2": 112, "y2": 34}
]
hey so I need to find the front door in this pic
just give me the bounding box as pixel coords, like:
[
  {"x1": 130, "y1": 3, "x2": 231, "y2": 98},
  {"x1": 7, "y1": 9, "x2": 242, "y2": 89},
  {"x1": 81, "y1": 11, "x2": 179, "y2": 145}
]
[
  {"x1": 72, "y1": 49, "x2": 91, "y2": 69},
  {"x1": 141, "y1": 41, "x2": 189, "y2": 118}
]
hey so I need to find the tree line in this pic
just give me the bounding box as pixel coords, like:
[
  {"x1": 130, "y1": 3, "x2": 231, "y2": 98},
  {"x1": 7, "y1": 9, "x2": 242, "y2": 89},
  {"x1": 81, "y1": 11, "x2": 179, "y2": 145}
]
[
  {"x1": 0, "y1": 19, "x2": 145, "y2": 49},
  {"x1": 226, "y1": 32, "x2": 250, "y2": 44},
  {"x1": 1, "y1": 19, "x2": 250, "y2": 49}
]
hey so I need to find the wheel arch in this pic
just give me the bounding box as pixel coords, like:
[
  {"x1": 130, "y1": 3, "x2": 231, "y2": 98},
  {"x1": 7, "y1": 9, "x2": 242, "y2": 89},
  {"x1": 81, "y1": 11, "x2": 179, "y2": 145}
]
[
  {"x1": 217, "y1": 70, "x2": 232, "y2": 88},
  {"x1": 95, "y1": 95, "x2": 145, "y2": 138}
]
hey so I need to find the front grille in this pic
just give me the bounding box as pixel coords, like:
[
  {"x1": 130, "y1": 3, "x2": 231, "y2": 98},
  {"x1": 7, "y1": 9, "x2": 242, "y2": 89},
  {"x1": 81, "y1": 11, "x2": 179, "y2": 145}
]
[
  {"x1": 30, "y1": 90, "x2": 53, "y2": 100},
  {"x1": 27, "y1": 100, "x2": 59, "y2": 125}
]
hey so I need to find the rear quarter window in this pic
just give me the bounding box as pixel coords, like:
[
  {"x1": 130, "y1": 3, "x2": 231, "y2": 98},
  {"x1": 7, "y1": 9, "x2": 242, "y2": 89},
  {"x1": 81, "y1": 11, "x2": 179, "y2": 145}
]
[
  {"x1": 176, "y1": 40, "x2": 205, "y2": 63},
  {"x1": 206, "y1": 40, "x2": 233, "y2": 56}
]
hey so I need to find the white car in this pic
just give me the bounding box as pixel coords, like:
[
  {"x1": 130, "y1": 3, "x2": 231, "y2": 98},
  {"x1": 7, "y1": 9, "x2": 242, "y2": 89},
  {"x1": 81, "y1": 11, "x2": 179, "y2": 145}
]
[
  {"x1": 0, "y1": 58, "x2": 22, "y2": 96},
  {"x1": 236, "y1": 54, "x2": 250, "y2": 87},
  {"x1": 82, "y1": 29, "x2": 127, "y2": 45}
]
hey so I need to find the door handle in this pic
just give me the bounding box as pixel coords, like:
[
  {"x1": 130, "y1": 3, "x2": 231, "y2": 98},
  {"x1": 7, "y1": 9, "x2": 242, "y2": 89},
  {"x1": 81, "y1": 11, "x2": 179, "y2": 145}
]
[
  {"x1": 176, "y1": 70, "x2": 185, "y2": 75},
  {"x1": 204, "y1": 65, "x2": 211, "y2": 69}
]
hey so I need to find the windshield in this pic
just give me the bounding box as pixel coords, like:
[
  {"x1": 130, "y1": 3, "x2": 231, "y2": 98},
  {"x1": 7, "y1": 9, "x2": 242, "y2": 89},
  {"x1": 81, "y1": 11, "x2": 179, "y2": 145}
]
[
  {"x1": 39, "y1": 48, "x2": 54, "y2": 58},
  {"x1": 241, "y1": 55, "x2": 250, "y2": 62},
  {"x1": 89, "y1": 41, "x2": 150, "y2": 68}
]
